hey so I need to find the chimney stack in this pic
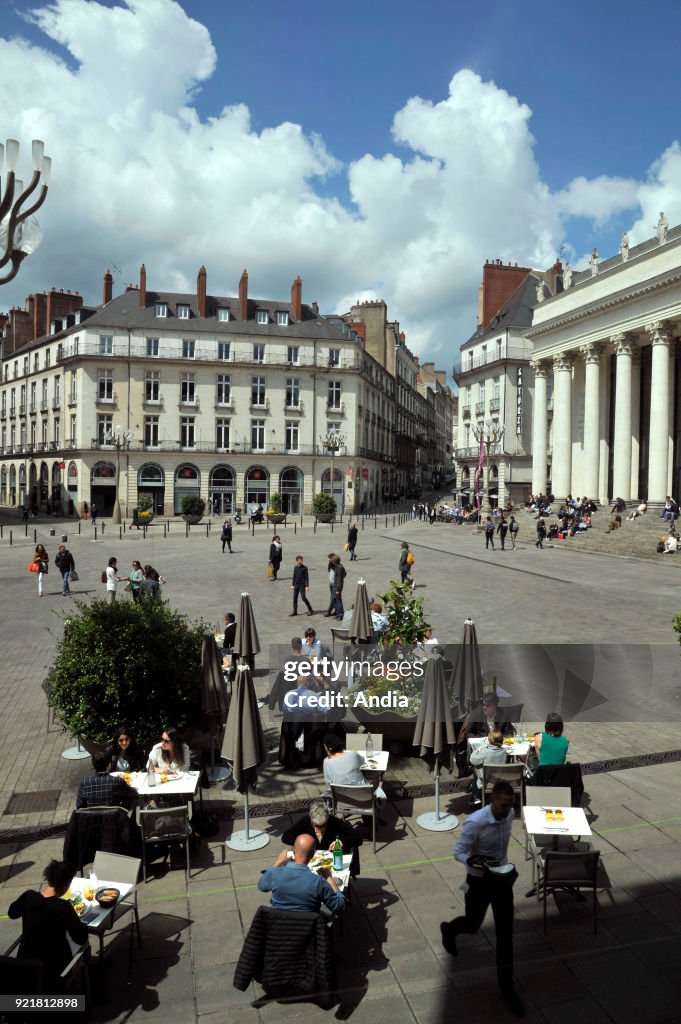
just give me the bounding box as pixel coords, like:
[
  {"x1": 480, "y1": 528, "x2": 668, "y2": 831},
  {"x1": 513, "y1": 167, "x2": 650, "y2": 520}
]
[
  {"x1": 197, "y1": 265, "x2": 207, "y2": 318},
  {"x1": 103, "y1": 269, "x2": 113, "y2": 305},
  {"x1": 239, "y1": 269, "x2": 248, "y2": 320},
  {"x1": 139, "y1": 264, "x2": 146, "y2": 307},
  {"x1": 291, "y1": 275, "x2": 302, "y2": 321}
]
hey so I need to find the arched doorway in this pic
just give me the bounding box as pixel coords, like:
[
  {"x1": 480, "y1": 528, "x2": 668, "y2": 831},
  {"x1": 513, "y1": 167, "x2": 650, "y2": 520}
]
[
  {"x1": 209, "y1": 465, "x2": 236, "y2": 515},
  {"x1": 321, "y1": 467, "x2": 344, "y2": 513},
  {"x1": 138, "y1": 463, "x2": 165, "y2": 514},
  {"x1": 51, "y1": 462, "x2": 63, "y2": 514},
  {"x1": 91, "y1": 460, "x2": 116, "y2": 516},
  {"x1": 279, "y1": 466, "x2": 303, "y2": 515},
  {"x1": 9, "y1": 465, "x2": 17, "y2": 506},
  {"x1": 0, "y1": 466, "x2": 6, "y2": 505},
  {"x1": 67, "y1": 461, "x2": 78, "y2": 517},
  {"x1": 18, "y1": 464, "x2": 26, "y2": 506},
  {"x1": 174, "y1": 463, "x2": 200, "y2": 514},
  {"x1": 245, "y1": 466, "x2": 269, "y2": 508},
  {"x1": 489, "y1": 464, "x2": 499, "y2": 509},
  {"x1": 29, "y1": 462, "x2": 38, "y2": 513}
]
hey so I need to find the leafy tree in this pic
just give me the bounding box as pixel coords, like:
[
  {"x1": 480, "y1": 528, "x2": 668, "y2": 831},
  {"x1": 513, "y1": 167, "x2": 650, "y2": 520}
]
[{"x1": 45, "y1": 599, "x2": 204, "y2": 744}]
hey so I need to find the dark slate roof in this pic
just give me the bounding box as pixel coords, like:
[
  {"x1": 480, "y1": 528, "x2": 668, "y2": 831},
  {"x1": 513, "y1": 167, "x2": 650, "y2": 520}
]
[{"x1": 461, "y1": 271, "x2": 539, "y2": 347}]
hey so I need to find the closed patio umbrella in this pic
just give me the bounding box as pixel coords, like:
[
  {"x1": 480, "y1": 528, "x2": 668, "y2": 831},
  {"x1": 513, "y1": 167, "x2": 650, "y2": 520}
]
[
  {"x1": 201, "y1": 631, "x2": 231, "y2": 783},
  {"x1": 412, "y1": 652, "x2": 458, "y2": 832},
  {"x1": 233, "y1": 592, "x2": 261, "y2": 668},
  {"x1": 449, "y1": 617, "x2": 485, "y2": 716},
  {"x1": 349, "y1": 579, "x2": 372, "y2": 642},
  {"x1": 223, "y1": 662, "x2": 269, "y2": 851}
]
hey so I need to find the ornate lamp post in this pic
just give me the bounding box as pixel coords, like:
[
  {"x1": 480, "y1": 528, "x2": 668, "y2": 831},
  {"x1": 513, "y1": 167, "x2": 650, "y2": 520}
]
[
  {"x1": 472, "y1": 419, "x2": 505, "y2": 513},
  {"x1": 105, "y1": 424, "x2": 135, "y2": 525},
  {"x1": 320, "y1": 429, "x2": 345, "y2": 510},
  {"x1": 0, "y1": 138, "x2": 52, "y2": 285}
]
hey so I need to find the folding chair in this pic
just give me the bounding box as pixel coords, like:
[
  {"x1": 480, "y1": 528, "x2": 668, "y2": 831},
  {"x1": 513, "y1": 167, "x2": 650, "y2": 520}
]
[
  {"x1": 139, "y1": 806, "x2": 190, "y2": 887},
  {"x1": 330, "y1": 784, "x2": 378, "y2": 854},
  {"x1": 91, "y1": 851, "x2": 143, "y2": 958},
  {"x1": 481, "y1": 763, "x2": 525, "y2": 811},
  {"x1": 536, "y1": 850, "x2": 601, "y2": 933}
]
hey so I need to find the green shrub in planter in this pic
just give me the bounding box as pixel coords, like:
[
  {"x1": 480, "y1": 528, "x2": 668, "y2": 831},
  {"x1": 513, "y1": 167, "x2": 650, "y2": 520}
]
[
  {"x1": 45, "y1": 599, "x2": 204, "y2": 744},
  {"x1": 181, "y1": 494, "x2": 205, "y2": 518},
  {"x1": 268, "y1": 491, "x2": 283, "y2": 513},
  {"x1": 137, "y1": 492, "x2": 154, "y2": 513},
  {"x1": 312, "y1": 492, "x2": 337, "y2": 517}
]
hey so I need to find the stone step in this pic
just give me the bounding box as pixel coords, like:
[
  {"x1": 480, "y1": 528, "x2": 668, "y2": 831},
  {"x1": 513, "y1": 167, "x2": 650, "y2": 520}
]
[{"x1": 529, "y1": 510, "x2": 679, "y2": 562}]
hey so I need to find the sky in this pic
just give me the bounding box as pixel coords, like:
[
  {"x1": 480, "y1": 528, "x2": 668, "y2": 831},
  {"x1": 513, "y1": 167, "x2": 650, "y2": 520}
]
[{"x1": 1, "y1": 0, "x2": 681, "y2": 367}]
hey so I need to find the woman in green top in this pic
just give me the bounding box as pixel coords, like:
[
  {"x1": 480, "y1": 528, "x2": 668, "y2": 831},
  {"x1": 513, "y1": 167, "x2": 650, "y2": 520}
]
[{"x1": 535, "y1": 712, "x2": 569, "y2": 766}]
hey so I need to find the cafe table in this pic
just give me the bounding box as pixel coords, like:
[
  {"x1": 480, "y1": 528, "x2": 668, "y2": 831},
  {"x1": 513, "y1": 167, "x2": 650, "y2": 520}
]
[
  {"x1": 124, "y1": 770, "x2": 200, "y2": 812},
  {"x1": 68, "y1": 875, "x2": 138, "y2": 959},
  {"x1": 468, "y1": 736, "x2": 530, "y2": 760},
  {"x1": 522, "y1": 804, "x2": 592, "y2": 895},
  {"x1": 357, "y1": 749, "x2": 389, "y2": 777}
]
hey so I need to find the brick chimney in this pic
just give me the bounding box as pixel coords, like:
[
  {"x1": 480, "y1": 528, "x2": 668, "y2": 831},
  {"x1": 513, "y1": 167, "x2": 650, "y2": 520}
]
[
  {"x1": 103, "y1": 269, "x2": 113, "y2": 305},
  {"x1": 197, "y1": 265, "x2": 207, "y2": 318},
  {"x1": 238, "y1": 269, "x2": 248, "y2": 320},
  {"x1": 480, "y1": 259, "x2": 532, "y2": 328},
  {"x1": 290, "y1": 275, "x2": 302, "y2": 321},
  {"x1": 549, "y1": 257, "x2": 563, "y2": 294},
  {"x1": 139, "y1": 264, "x2": 146, "y2": 307}
]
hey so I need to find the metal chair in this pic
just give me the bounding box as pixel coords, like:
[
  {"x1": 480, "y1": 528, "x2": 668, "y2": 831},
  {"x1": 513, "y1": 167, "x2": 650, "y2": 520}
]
[
  {"x1": 523, "y1": 786, "x2": 572, "y2": 879},
  {"x1": 536, "y1": 850, "x2": 601, "y2": 933},
  {"x1": 139, "y1": 806, "x2": 190, "y2": 887},
  {"x1": 0, "y1": 937, "x2": 89, "y2": 1002},
  {"x1": 91, "y1": 851, "x2": 143, "y2": 958},
  {"x1": 346, "y1": 733, "x2": 383, "y2": 752},
  {"x1": 481, "y1": 763, "x2": 525, "y2": 810},
  {"x1": 330, "y1": 783, "x2": 378, "y2": 854},
  {"x1": 329, "y1": 628, "x2": 350, "y2": 660}
]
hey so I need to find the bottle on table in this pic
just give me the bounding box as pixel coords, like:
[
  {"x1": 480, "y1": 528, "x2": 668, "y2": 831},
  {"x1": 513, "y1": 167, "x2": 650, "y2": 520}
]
[
  {"x1": 365, "y1": 733, "x2": 374, "y2": 759},
  {"x1": 332, "y1": 836, "x2": 344, "y2": 872}
]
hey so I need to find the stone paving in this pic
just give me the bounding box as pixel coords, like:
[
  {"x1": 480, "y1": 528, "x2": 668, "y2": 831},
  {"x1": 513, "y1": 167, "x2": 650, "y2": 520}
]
[{"x1": 0, "y1": 508, "x2": 680, "y2": 1021}]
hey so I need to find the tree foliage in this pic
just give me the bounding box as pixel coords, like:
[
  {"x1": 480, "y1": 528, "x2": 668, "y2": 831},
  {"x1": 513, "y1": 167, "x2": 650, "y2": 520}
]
[
  {"x1": 312, "y1": 492, "x2": 337, "y2": 515},
  {"x1": 377, "y1": 579, "x2": 430, "y2": 646},
  {"x1": 46, "y1": 599, "x2": 204, "y2": 744}
]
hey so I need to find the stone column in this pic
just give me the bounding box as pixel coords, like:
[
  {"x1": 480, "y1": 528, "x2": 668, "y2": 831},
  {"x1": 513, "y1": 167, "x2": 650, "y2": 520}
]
[
  {"x1": 611, "y1": 333, "x2": 637, "y2": 501},
  {"x1": 580, "y1": 343, "x2": 602, "y2": 500},
  {"x1": 551, "y1": 353, "x2": 574, "y2": 500},
  {"x1": 530, "y1": 361, "x2": 548, "y2": 496},
  {"x1": 646, "y1": 321, "x2": 672, "y2": 503}
]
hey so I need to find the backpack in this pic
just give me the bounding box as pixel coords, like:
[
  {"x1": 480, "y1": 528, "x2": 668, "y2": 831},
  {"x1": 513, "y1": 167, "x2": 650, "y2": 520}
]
[
  {"x1": 510, "y1": 521, "x2": 519, "y2": 533},
  {"x1": 101, "y1": 570, "x2": 107, "y2": 584},
  {"x1": 406, "y1": 550, "x2": 415, "y2": 566}
]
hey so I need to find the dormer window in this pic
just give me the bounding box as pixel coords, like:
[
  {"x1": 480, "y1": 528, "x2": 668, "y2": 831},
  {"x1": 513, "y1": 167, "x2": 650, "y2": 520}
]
[
  {"x1": 155, "y1": 302, "x2": 168, "y2": 318},
  {"x1": 177, "y1": 304, "x2": 190, "y2": 319},
  {"x1": 217, "y1": 308, "x2": 230, "y2": 322},
  {"x1": 276, "y1": 311, "x2": 289, "y2": 327},
  {"x1": 256, "y1": 309, "x2": 269, "y2": 325}
]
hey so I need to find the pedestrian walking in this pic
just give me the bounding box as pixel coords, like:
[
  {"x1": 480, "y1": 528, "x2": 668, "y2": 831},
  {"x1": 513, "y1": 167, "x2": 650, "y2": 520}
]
[
  {"x1": 105, "y1": 556, "x2": 120, "y2": 603},
  {"x1": 33, "y1": 543, "x2": 49, "y2": 597},
  {"x1": 54, "y1": 544, "x2": 75, "y2": 596},
  {"x1": 82, "y1": 501, "x2": 89, "y2": 521},
  {"x1": 440, "y1": 780, "x2": 524, "y2": 1017},
  {"x1": 399, "y1": 541, "x2": 415, "y2": 588},
  {"x1": 128, "y1": 560, "x2": 145, "y2": 604},
  {"x1": 290, "y1": 555, "x2": 313, "y2": 616},
  {"x1": 509, "y1": 516, "x2": 519, "y2": 549},
  {"x1": 347, "y1": 522, "x2": 358, "y2": 561},
  {"x1": 324, "y1": 553, "x2": 337, "y2": 616},
  {"x1": 220, "y1": 519, "x2": 233, "y2": 553},
  {"x1": 332, "y1": 555, "x2": 346, "y2": 619},
  {"x1": 21, "y1": 504, "x2": 29, "y2": 523},
  {"x1": 269, "y1": 534, "x2": 283, "y2": 580},
  {"x1": 429, "y1": 505, "x2": 436, "y2": 525},
  {"x1": 91, "y1": 503, "x2": 98, "y2": 526},
  {"x1": 496, "y1": 515, "x2": 508, "y2": 550},
  {"x1": 485, "y1": 516, "x2": 495, "y2": 549},
  {"x1": 535, "y1": 516, "x2": 546, "y2": 549}
]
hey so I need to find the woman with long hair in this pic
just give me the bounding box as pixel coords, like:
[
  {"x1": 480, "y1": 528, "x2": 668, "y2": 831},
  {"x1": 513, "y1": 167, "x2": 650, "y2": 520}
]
[
  {"x1": 147, "y1": 726, "x2": 190, "y2": 774},
  {"x1": 109, "y1": 724, "x2": 146, "y2": 773},
  {"x1": 33, "y1": 542, "x2": 49, "y2": 597}
]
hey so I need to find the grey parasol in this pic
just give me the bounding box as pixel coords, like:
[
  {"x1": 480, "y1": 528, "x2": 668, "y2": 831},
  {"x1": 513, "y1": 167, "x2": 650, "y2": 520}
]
[
  {"x1": 449, "y1": 617, "x2": 485, "y2": 716},
  {"x1": 223, "y1": 662, "x2": 269, "y2": 851},
  {"x1": 233, "y1": 591, "x2": 261, "y2": 663},
  {"x1": 412, "y1": 652, "x2": 458, "y2": 831},
  {"x1": 201, "y1": 631, "x2": 231, "y2": 783},
  {"x1": 349, "y1": 578, "x2": 372, "y2": 642}
]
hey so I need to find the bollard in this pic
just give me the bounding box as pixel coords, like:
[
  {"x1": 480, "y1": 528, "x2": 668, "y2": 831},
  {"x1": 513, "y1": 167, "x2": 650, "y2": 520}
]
[
  {"x1": 361, "y1": 519, "x2": 364, "y2": 530},
  {"x1": 374, "y1": 518, "x2": 377, "y2": 529},
  {"x1": 385, "y1": 517, "x2": 388, "y2": 528},
  {"x1": 143, "y1": 524, "x2": 147, "y2": 540},
  {"x1": 25, "y1": 523, "x2": 28, "y2": 537},
  {"x1": 166, "y1": 520, "x2": 170, "y2": 532},
  {"x1": 300, "y1": 516, "x2": 303, "y2": 528},
  {"x1": 206, "y1": 523, "x2": 209, "y2": 539},
  {"x1": 294, "y1": 521, "x2": 297, "y2": 535},
  {"x1": 313, "y1": 520, "x2": 317, "y2": 533},
  {"x1": 185, "y1": 522, "x2": 189, "y2": 539},
  {"x1": 94, "y1": 527, "x2": 97, "y2": 541},
  {"x1": 78, "y1": 521, "x2": 81, "y2": 535},
  {"x1": 101, "y1": 522, "x2": 105, "y2": 535},
  {"x1": 331, "y1": 521, "x2": 334, "y2": 532},
  {"x1": 9, "y1": 530, "x2": 12, "y2": 545},
  {"x1": 163, "y1": 523, "x2": 167, "y2": 538},
  {"x1": 393, "y1": 516, "x2": 395, "y2": 527},
  {"x1": 119, "y1": 526, "x2": 122, "y2": 541},
  {"x1": 34, "y1": 529, "x2": 37, "y2": 543}
]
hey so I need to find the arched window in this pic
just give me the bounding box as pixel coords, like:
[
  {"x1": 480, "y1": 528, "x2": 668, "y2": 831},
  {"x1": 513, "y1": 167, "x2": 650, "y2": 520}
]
[
  {"x1": 321, "y1": 466, "x2": 344, "y2": 513},
  {"x1": 9, "y1": 464, "x2": 17, "y2": 505},
  {"x1": 174, "y1": 463, "x2": 200, "y2": 514},
  {"x1": 1, "y1": 465, "x2": 6, "y2": 504},
  {"x1": 138, "y1": 463, "x2": 165, "y2": 514},
  {"x1": 91, "y1": 461, "x2": 116, "y2": 482},
  {"x1": 209, "y1": 465, "x2": 236, "y2": 515},
  {"x1": 279, "y1": 466, "x2": 303, "y2": 515},
  {"x1": 245, "y1": 466, "x2": 269, "y2": 508}
]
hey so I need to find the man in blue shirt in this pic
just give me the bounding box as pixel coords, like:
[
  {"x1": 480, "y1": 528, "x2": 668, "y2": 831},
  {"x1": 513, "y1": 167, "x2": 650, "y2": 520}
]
[
  {"x1": 258, "y1": 834, "x2": 345, "y2": 915},
  {"x1": 440, "y1": 781, "x2": 524, "y2": 1017}
]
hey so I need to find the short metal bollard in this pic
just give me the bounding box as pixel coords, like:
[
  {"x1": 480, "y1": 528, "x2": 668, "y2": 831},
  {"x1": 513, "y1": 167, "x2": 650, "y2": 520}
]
[
  {"x1": 62, "y1": 534, "x2": 68, "y2": 542},
  {"x1": 49, "y1": 528, "x2": 55, "y2": 536}
]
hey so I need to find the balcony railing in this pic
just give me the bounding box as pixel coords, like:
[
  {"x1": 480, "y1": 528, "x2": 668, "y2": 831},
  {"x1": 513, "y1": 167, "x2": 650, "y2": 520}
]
[
  {"x1": 88, "y1": 439, "x2": 377, "y2": 458},
  {"x1": 28, "y1": 402, "x2": 37, "y2": 415},
  {"x1": 454, "y1": 443, "x2": 504, "y2": 459},
  {"x1": 249, "y1": 398, "x2": 269, "y2": 412},
  {"x1": 9, "y1": 406, "x2": 16, "y2": 418},
  {"x1": 52, "y1": 397, "x2": 61, "y2": 410},
  {"x1": 0, "y1": 408, "x2": 6, "y2": 419},
  {"x1": 474, "y1": 402, "x2": 485, "y2": 416},
  {"x1": 40, "y1": 400, "x2": 49, "y2": 412},
  {"x1": 67, "y1": 391, "x2": 77, "y2": 407},
  {"x1": 214, "y1": 397, "x2": 233, "y2": 410},
  {"x1": 143, "y1": 395, "x2": 165, "y2": 410},
  {"x1": 489, "y1": 398, "x2": 501, "y2": 413},
  {"x1": 327, "y1": 402, "x2": 345, "y2": 416},
  {"x1": 453, "y1": 346, "x2": 529, "y2": 378},
  {"x1": 284, "y1": 400, "x2": 304, "y2": 413},
  {"x1": 178, "y1": 397, "x2": 200, "y2": 410},
  {"x1": 19, "y1": 403, "x2": 27, "y2": 416},
  {"x1": 95, "y1": 392, "x2": 117, "y2": 405},
  {"x1": 461, "y1": 405, "x2": 471, "y2": 418}
]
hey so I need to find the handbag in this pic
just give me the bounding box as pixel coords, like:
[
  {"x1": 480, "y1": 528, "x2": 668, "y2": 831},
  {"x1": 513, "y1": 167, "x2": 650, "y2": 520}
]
[
  {"x1": 28, "y1": 562, "x2": 40, "y2": 573},
  {"x1": 70, "y1": 569, "x2": 79, "y2": 582},
  {"x1": 266, "y1": 561, "x2": 275, "y2": 580},
  {"x1": 343, "y1": 543, "x2": 349, "y2": 551},
  {"x1": 39, "y1": 561, "x2": 48, "y2": 574}
]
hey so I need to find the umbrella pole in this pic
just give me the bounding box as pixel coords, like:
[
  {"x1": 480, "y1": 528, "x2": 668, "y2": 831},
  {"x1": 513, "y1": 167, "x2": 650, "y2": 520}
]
[
  {"x1": 207, "y1": 722, "x2": 231, "y2": 783},
  {"x1": 417, "y1": 753, "x2": 459, "y2": 833},
  {"x1": 434, "y1": 756, "x2": 441, "y2": 821},
  {"x1": 225, "y1": 785, "x2": 270, "y2": 851},
  {"x1": 244, "y1": 788, "x2": 250, "y2": 842}
]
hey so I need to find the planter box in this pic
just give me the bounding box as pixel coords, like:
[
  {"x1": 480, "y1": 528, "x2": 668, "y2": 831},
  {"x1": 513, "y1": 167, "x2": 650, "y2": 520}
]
[
  {"x1": 266, "y1": 513, "x2": 286, "y2": 524},
  {"x1": 182, "y1": 514, "x2": 203, "y2": 525},
  {"x1": 315, "y1": 513, "x2": 335, "y2": 523}
]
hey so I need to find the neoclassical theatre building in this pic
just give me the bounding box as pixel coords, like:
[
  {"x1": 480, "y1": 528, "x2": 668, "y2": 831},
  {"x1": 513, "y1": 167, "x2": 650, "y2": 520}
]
[{"x1": 527, "y1": 218, "x2": 681, "y2": 506}]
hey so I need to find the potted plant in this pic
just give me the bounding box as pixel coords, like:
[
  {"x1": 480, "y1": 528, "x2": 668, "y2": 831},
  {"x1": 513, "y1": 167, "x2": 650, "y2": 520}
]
[
  {"x1": 266, "y1": 491, "x2": 286, "y2": 524},
  {"x1": 45, "y1": 599, "x2": 204, "y2": 747},
  {"x1": 312, "y1": 491, "x2": 336, "y2": 522},
  {"x1": 136, "y1": 491, "x2": 155, "y2": 525},
  {"x1": 181, "y1": 494, "x2": 205, "y2": 524}
]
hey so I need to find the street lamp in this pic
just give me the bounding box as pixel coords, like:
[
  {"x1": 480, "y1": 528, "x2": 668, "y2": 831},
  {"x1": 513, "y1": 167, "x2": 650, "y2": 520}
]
[
  {"x1": 0, "y1": 138, "x2": 52, "y2": 285},
  {"x1": 320, "y1": 429, "x2": 345, "y2": 510},
  {"x1": 105, "y1": 424, "x2": 135, "y2": 525},
  {"x1": 472, "y1": 419, "x2": 505, "y2": 514}
]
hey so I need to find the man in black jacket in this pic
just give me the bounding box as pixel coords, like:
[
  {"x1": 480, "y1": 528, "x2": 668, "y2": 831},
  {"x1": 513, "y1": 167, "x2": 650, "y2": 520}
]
[
  {"x1": 332, "y1": 556, "x2": 346, "y2": 620},
  {"x1": 466, "y1": 694, "x2": 516, "y2": 738},
  {"x1": 54, "y1": 544, "x2": 75, "y2": 596},
  {"x1": 290, "y1": 555, "x2": 313, "y2": 616}
]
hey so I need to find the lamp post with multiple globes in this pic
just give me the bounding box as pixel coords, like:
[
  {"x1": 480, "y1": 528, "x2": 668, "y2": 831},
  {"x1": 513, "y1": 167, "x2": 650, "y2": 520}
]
[
  {"x1": 472, "y1": 419, "x2": 505, "y2": 514},
  {"x1": 0, "y1": 138, "x2": 52, "y2": 286},
  {"x1": 105, "y1": 425, "x2": 135, "y2": 525},
  {"x1": 320, "y1": 429, "x2": 345, "y2": 511}
]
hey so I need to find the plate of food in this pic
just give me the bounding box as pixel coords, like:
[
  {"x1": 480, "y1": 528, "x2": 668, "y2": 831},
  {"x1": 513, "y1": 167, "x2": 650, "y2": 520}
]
[
  {"x1": 95, "y1": 887, "x2": 120, "y2": 908},
  {"x1": 70, "y1": 893, "x2": 87, "y2": 916},
  {"x1": 309, "y1": 851, "x2": 334, "y2": 870},
  {"x1": 160, "y1": 770, "x2": 183, "y2": 782}
]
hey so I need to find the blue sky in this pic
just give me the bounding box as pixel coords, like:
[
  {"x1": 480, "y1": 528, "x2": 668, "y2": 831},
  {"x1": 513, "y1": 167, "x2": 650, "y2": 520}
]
[{"x1": 1, "y1": 0, "x2": 680, "y2": 362}]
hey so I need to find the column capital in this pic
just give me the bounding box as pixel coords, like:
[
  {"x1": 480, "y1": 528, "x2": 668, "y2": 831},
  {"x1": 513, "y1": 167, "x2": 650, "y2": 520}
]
[
  {"x1": 529, "y1": 359, "x2": 548, "y2": 377},
  {"x1": 610, "y1": 332, "x2": 637, "y2": 357},
  {"x1": 552, "y1": 352, "x2": 574, "y2": 373},
  {"x1": 580, "y1": 342, "x2": 603, "y2": 364},
  {"x1": 646, "y1": 321, "x2": 672, "y2": 346}
]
